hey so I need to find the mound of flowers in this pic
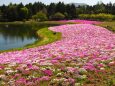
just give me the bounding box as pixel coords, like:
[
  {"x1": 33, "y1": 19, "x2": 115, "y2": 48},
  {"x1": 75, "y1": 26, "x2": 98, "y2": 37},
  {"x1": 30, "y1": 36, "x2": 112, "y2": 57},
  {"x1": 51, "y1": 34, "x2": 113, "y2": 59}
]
[
  {"x1": 0, "y1": 24, "x2": 114, "y2": 85},
  {"x1": 59, "y1": 19, "x2": 101, "y2": 24}
]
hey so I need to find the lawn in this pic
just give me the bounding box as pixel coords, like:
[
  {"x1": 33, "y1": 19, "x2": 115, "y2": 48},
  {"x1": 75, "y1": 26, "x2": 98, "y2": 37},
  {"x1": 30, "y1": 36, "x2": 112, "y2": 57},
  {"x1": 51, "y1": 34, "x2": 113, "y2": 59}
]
[
  {"x1": 98, "y1": 21, "x2": 115, "y2": 32},
  {"x1": 26, "y1": 27, "x2": 62, "y2": 47}
]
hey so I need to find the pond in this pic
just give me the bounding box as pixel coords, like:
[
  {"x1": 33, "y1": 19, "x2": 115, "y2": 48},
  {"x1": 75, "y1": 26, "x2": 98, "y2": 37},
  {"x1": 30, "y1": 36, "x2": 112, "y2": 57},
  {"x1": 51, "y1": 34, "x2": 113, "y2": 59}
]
[{"x1": 0, "y1": 24, "x2": 38, "y2": 51}]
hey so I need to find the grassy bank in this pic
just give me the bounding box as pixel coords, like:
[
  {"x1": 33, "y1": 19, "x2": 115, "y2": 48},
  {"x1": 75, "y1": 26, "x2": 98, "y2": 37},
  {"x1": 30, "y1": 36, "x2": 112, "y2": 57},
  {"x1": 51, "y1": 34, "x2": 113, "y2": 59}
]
[
  {"x1": 98, "y1": 21, "x2": 115, "y2": 32},
  {"x1": 26, "y1": 27, "x2": 61, "y2": 48}
]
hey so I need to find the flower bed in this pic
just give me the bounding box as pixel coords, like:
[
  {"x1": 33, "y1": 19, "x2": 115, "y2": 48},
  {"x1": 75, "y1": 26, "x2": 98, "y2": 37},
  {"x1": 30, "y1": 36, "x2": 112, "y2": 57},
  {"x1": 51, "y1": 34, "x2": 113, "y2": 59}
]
[
  {"x1": 0, "y1": 24, "x2": 114, "y2": 85},
  {"x1": 59, "y1": 19, "x2": 101, "y2": 24}
]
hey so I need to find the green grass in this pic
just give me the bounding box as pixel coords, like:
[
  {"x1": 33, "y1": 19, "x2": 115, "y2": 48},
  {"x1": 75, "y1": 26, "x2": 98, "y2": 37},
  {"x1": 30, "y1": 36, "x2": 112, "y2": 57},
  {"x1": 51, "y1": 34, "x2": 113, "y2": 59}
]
[
  {"x1": 98, "y1": 21, "x2": 115, "y2": 32},
  {"x1": 26, "y1": 27, "x2": 62, "y2": 47}
]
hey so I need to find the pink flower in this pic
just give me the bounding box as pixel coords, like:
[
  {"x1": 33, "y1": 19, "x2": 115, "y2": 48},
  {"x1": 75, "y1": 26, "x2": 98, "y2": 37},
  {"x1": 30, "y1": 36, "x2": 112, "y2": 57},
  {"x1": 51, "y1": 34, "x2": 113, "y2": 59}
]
[
  {"x1": 15, "y1": 78, "x2": 27, "y2": 85},
  {"x1": 51, "y1": 60, "x2": 60, "y2": 65},
  {"x1": 67, "y1": 78, "x2": 75, "y2": 84},
  {"x1": 13, "y1": 74, "x2": 21, "y2": 79},
  {"x1": 0, "y1": 66, "x2": 5, "y2": 70},
  {"x1": 43, "y1": 69, "x2": 53, "y2": 76},
  {"x1": 67, "y1": 67, "x2": 76, "y2": 73}
]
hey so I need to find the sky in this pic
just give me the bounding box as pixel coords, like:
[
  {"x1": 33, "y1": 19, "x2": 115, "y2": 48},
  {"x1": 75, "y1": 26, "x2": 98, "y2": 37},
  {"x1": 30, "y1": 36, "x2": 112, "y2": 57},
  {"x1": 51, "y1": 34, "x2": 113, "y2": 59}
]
[{"x1": 0, "y1": 0, "x2": 115, "y2": 6}]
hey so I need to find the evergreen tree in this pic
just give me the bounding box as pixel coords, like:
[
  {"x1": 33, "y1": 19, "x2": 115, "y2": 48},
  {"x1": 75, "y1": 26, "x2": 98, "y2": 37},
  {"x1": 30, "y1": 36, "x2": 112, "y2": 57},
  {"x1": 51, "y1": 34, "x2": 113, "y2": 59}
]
[{"x1": 47, "y1": 3, "x2": 56, "y2": 19}]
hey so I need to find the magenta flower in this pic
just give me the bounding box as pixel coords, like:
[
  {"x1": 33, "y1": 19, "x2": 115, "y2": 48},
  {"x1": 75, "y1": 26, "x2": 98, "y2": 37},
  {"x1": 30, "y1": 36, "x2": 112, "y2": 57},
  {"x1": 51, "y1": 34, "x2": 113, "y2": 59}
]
[
  {"x1": 40, "y1": 76, "x2": 50, "y2": 81},
  {"x1": 43, "y1": 69, "x2": 53, "y2": 76},
  {"x1": 15, "y1": 78, "x2": 27, "y2": 85}
]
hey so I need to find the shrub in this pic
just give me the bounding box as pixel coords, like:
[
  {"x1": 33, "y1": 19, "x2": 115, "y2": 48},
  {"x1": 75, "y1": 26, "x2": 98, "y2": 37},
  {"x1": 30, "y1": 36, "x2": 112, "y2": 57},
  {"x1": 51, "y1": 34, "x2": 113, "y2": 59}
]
[
  {"x1": 51, "y1": 12, "x2": 65, "y2": 20},
  {"x1": 32, "y1": 11, "x2": 47, "y2": 21},
  {"x1": 79, "y1": 13, "x2": 114, "y2": 21}
]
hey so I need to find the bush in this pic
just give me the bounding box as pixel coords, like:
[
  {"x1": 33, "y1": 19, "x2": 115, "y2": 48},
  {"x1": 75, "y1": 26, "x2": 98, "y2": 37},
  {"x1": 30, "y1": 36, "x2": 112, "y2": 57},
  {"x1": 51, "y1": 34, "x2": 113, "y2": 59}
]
[
  {"x1": 32, "y1": 11, "x2": 47, "y2": 21},
  {"x1": 51, "y1": 12, "x2": 65, "y2": 20},
  {"x1": 79, "y1": 13, "x2": 114, "y2": 21}
]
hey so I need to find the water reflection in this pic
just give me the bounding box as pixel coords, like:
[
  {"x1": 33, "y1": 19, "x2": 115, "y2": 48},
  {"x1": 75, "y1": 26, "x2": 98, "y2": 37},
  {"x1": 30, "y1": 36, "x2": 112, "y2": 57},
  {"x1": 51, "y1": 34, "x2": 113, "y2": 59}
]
[{"x1": 0, "y1": 24, "x2": 38, "y2": 50}]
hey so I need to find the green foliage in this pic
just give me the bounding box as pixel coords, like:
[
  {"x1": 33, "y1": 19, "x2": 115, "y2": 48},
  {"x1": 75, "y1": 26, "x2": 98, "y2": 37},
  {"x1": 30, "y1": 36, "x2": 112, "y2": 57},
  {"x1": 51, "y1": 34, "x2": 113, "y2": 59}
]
[
  {"x1": 79, "y1": 13, "x2": 114, "y2": 21},
  {"x1": 7, "y1": 5, "x2": 18, "y2": 21},
  {"x1": 0, "y1": 10, "x2": 2, "y2": 20},
  {"x1": 55, "y1": 2, "x2": 65, "y2": 14},
  {"x1": 1, "y1": 1, "x2": 115, "y2": 21},
  {"x1": 66, "y1": 4, "x2": 77, "y2": 19},
  {"x1": 34, "y1": 27, "x2": 61, "y2": 47},
  {"x1": 51, "y1": 12, "x2": 65, "y2": 20},
  {"x1": 94, "y1": 2, "x2": 106, "y2": 13},
  {"x1": 20, "y1": 7, "x2": 29, "y2": 20},
  {"x1": 32, "y1": 11, "x2": 47, "y2": 21}
]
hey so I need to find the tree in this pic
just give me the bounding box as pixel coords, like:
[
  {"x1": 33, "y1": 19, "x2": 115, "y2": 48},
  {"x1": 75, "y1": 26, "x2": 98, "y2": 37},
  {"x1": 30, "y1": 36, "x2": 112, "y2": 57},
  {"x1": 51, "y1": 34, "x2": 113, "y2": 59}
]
[
  {"x1": 47, "y1": 3, "x2": 56, "y2": 18},
  {"x1": 65, "y1": 4, "x2": 71, "y2": 19},
  {"x1": 32, "y1": 11, "x2": 47, "y2": 21},
  {"x1": 17, "y1": 3, "x2": 24, "y2": 20},
  {"x1": 70, "y1": 4, "x2": 77, "y2": 18},
  {"x1": 94, "y1": 2, "x2": 106, "y2": 13},
  {"x1": 65, "y1": 4, "x2": 77, "y2": 19},
  {"x1": 32, "y1": 2, "x2": 44, "y2": 15},
  {"x1": 25, "y1": 3, "x2": 33, "y2": 18},
  {"x1": 51, "y1": 12, "x2": 65, "y2": 20},
  {"x1": 20, "y1": 7, "x2": 29, "y2": 20},
  {"x1": 0, "y1": 10, "x2": 2, "y2": 21},
  {"x1": 55, "y1": 2, "x2": 65, "y2": 14},
  {"x1": 0, "y1": 4, "x2": 8, "y2": 21},
  {"x1": 7, "y1": 4, "x2": 18, "y2": 21}
]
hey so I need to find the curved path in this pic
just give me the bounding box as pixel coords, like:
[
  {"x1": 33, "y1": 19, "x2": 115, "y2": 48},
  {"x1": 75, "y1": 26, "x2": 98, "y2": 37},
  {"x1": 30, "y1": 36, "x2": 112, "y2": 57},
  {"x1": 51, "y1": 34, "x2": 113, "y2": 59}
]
[{"x1": 0, "y1": 24, "x2": 115, "y2": 69}]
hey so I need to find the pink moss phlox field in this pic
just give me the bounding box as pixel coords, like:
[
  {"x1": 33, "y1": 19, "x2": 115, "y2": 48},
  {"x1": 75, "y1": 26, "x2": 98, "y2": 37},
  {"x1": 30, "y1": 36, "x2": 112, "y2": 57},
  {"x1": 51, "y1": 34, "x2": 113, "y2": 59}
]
[
  {"x1": 59, "y1": 19, "x2": 101, "y2": 24},
  {"x1": 0, "y1": 24, "x2": 115, "y2": 71}
]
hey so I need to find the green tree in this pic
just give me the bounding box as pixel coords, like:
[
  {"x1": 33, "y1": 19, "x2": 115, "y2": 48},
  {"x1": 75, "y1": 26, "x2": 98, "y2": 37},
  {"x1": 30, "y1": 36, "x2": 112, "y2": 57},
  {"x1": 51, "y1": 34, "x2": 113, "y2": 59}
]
[
  {"x1": 94, "y1": 2, "x2": 106, "y2": 13},
  {"x1": 0, "y1": 10, "x2": 2, "y2": 20},
  {"x1": 7, "y1": 4, "x2": 18, "y2": 21},
  {"x1": 0, "y1": 4, "x2": 8, "y2": 21},
  {"x1": 20, "y1": 7, "x2": 29, "y2": 20},
  {"x1": 56, "y1": 2, "x2": 65, "y2": 14},
  {"x1": 51, "y1": 12, "x2": 65, "y2": 20},
  {"x1": 70, "y1": 4, "x2": 77, "y2": 18},
  {"x1": 32, "y1": 11, "x2": 47, "y2": 21},
  {"x1": 47, "y1": 3, "x2": 56, "y2": 18},
  {"x1": 25, "y1": 3, "x2": 33, "y2": 18},
  {"x1": 17, "y1": 3, "x2": 24, "y2": 20},
  {"x1": 65, "y1": 4, "x2": 77, "y2": 19}
]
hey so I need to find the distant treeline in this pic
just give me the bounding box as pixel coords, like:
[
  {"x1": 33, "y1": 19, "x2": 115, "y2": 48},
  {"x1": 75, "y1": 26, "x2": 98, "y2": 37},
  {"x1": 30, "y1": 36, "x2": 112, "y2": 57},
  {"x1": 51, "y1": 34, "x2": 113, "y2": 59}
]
[{"x1": 0, "y1": 2, "x2": 115, "y2": 21}]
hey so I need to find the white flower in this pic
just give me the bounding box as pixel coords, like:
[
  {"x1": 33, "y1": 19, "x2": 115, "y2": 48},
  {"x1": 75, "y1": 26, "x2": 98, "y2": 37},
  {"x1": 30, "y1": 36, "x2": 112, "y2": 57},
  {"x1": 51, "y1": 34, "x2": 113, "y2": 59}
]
[
  {"x1": 75, "y1": 83, "x2": 81, "y2": 86},
  {"x1": 8, "y1": 62, "x2": 16, "y2": 67},
  {"x1": 109, "y1": 61, "x2": 115, "y2": 65},
  {"x1": 56, "y1": 73, "x2": 63, "y2": 76},
  {"x1": 0, "y1": 75, "x2": 7, "y2": 81},
  {"x1": 4, "y1": 67, "x2": 11, "y2": 70},
  {"x1": 6, "y1": 70, "x2": 14, "y2": 74},
  {"x1": 78, "y1": 75, "x2": 87, "y2": 79},
  {"x1": 78, "y1": 68, "x2": 87, "y2": 74},
  {"x1": 100, "y1": 67, "x2": 105, "y2": 70}
]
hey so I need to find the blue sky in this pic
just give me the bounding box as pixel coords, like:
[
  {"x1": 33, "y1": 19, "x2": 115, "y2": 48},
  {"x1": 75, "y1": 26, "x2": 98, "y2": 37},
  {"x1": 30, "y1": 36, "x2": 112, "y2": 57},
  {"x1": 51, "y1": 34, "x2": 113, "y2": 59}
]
[{"x1": 0, "y1": 0, "x2": 115, "y2": 6}]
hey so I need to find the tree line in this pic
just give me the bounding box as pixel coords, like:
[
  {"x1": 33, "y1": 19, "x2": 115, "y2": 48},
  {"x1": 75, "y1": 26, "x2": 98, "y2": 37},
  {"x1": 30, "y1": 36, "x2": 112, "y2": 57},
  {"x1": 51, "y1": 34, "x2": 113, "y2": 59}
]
[{"x1": 0, "y1": 1, "x2": 115, "y2": 22}]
